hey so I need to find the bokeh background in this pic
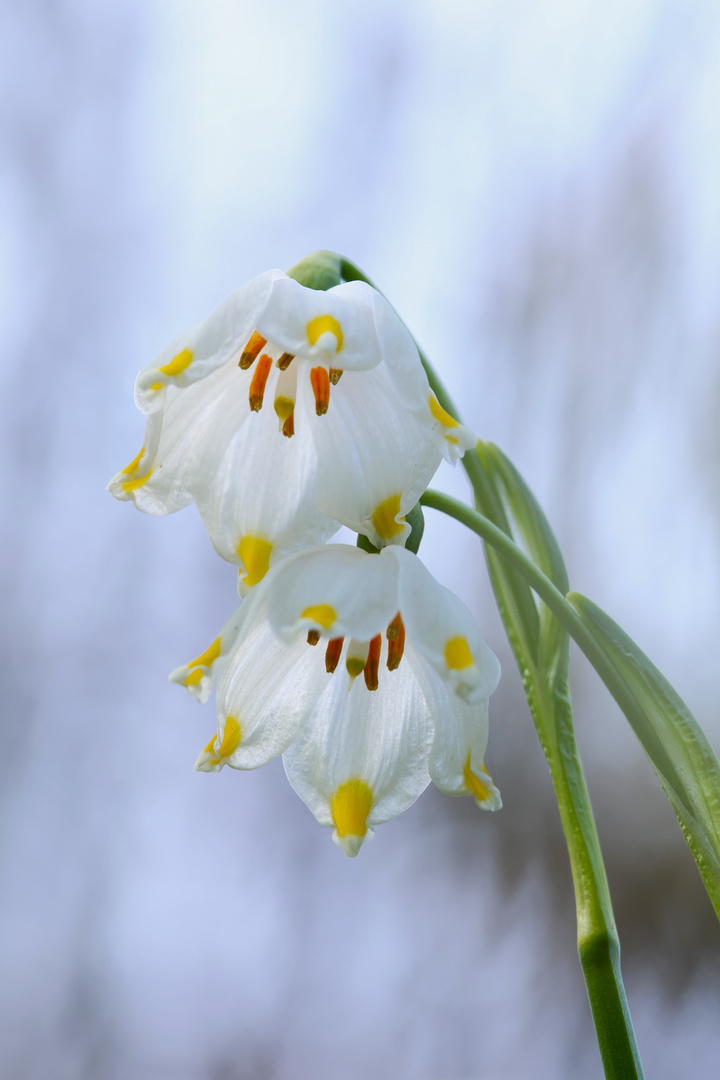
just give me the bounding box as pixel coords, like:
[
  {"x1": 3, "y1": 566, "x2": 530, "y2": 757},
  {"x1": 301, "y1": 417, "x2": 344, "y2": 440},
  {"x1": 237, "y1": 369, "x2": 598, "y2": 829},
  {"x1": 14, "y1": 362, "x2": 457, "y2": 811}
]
[{"x1": 2, "y1": 1, "x2": 720, "y2": 1077}]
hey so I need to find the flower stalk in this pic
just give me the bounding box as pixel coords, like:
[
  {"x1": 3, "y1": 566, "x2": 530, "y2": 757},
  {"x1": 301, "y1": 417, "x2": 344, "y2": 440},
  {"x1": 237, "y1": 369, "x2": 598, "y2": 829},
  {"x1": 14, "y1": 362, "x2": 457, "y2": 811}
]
[{"x1": 421, "y1": 486, "x2": 643, "y2": 1080}]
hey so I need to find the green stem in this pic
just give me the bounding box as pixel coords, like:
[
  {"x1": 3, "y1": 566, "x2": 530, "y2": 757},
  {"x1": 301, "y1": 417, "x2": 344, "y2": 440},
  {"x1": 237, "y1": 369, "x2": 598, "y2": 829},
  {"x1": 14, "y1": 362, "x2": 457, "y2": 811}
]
[{"x1": 421, "y1": 490, "x2": 643, "y2": 1079}]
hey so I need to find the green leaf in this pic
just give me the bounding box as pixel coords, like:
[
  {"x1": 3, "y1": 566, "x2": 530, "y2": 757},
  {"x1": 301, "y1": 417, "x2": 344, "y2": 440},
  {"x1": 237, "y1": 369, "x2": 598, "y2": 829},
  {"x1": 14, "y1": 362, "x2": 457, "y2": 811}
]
[
  {"x1": 567, "y1": 592, "x2": 720, "y2": 919},
  {"x1": 476, "y1": 442, "x2": 569, "y2": 681}
]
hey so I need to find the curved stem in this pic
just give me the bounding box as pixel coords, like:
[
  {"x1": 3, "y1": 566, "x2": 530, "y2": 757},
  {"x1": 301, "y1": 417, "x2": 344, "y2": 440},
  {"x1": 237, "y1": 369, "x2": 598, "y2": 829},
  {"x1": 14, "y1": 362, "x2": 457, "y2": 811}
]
[{"x1": 421, "y1": 491, "x2": 643, "y2": 1080}]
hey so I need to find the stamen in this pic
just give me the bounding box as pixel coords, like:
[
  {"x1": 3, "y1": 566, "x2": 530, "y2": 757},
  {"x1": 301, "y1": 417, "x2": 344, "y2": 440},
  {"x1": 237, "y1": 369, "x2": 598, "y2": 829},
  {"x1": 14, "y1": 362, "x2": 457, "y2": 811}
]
[
  {"x1": 386, "y1": 612, "x2": 405, "y2": 670},
  {"x1": 346, "y1": 639, "x2": 370, "y2": 685},
  {"x1": 248, "y1": 353, "x2": 273, "y2": 411},
  {"x1": 307, "y1": 629, "x2": 320, "y2": 646},
  {"x1": 282, "y1": 412, "x2": 295, "y2": 438},
  {"x1": 310, "y1": 366, "x2": 330, "y2": 416},
  {"x1": 239, "y1": 330, "x2": 267, "y2": 369},
  {"x1": 276, "y1": 352, "x2": 294, "y2": 370},
  {"x1": 325, "y1": 637, "x2": 344, "y2": 673},
  {"x1": 363, "y1": 634, "x2": 382, "y2": 691},
  {"x1": 329, "y1": 368, "x2": 343, "y2": 385}
]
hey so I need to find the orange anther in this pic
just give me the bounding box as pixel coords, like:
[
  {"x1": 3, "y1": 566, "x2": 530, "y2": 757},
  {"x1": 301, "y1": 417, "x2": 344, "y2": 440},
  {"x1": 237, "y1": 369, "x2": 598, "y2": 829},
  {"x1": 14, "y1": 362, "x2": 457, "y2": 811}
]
[
  {"x1": 325, "y1": 637, "x2": 344, "y2": 674},
  {"x1": 239, "y1": 330, "x2": 267, "y2": 369},
  {"x1": 248, "y1": 354, "x2": 273, "y2": 411},
  {"x1": 329, "y1": 368, "x2": 343, "y2": 385},
  {"x1": 307, "y1": 629, "x2": 320, "y2": 646},
  {"x1": 310, "y1": 366, "x2": 331, "y2": 416},
  {"x1": 387, "y1": 612, "x2": 405, "y2": 670},
  {"x1": 363, "y1": 634, "x2": 382, "y2": 691},
  {"x1": 277, "y1": 352, "x2": 295, "y2": 370},
  {"x1": 282, "y1": 411, "x2": 295, "y2": 438}
]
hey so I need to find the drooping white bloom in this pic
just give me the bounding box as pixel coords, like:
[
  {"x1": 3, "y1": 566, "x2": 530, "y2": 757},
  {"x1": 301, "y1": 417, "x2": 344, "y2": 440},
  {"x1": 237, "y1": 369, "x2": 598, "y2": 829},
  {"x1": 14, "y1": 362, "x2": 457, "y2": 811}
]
[
  {"x1": 108, "y1": 270, "x2": 474, "y2": 591},
  {"x1": 172, "y1": 544, "x2": 501, "y2": 857}
]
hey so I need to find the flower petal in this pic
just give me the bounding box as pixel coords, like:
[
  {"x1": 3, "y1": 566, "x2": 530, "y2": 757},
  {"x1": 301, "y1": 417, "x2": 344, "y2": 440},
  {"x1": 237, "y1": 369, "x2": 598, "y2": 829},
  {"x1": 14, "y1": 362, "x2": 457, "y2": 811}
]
[
  {"x1": 194, "y1": 403, "x2": 338, "y2": 593},
  {"x1": 308, "y1": 362, "x2": 442, "y2": 547},
  {"x1": 108, "y1": 361, "x2": 252, "y2": 515},
  {"x1": 417, "y1": 655, "x2": 502, "y2": 812},
  {"x1": 106, "y1": 411, "x2": 164, "y2": 507},
  {"x1": 134, "y1": 270, "x2": 281, "y2": 413},
  {"x1": 370, "y1": 288, "x2": 476, "y2": 462},
  {"x1": 207, "y1": 596, "x2": 330, "y2": 770},
  {"x1": 390, "y1": 547, "x2": 501, "y2": 702},
  {"x1": 169, "y1": 605, "x2": 247, "y2": 703},
  {"x1": 267, "y1": 545, "x2": 399, "y2": 643},
  {"x1": 256, "y1": 276, "x2": 381, "y2": 372},
  {"x1": 283, "y1": 636, "x2": 432, "y2": 856}
]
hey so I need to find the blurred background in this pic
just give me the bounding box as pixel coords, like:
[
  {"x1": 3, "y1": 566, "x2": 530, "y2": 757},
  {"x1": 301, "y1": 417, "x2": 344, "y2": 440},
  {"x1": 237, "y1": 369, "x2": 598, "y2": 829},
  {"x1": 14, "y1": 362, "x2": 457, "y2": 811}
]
[{"x1": 1, "y1": 1, "x2": 719, "y2": 1077}]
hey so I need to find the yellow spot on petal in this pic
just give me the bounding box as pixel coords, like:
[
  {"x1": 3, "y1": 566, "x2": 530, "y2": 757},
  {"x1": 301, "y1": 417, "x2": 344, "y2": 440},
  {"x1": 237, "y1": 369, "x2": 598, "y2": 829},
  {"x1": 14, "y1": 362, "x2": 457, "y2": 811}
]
[
  {"x1": 159, "y1": 347, "x2": 193, "y2": 378},
  {"x1": 463, "y1": 753, "x2": 491, "y2": 802},
  {"x1": 306, "y1": 314, "x2": 343, "y2": 352},
  {"x1": 184, "y1": 668, "x2": 204, "y2": 686},
  {"x1": 188, "y1": 636, "x2": 222, "y2": 670},
  {"x1": 445, "y1": 636, "x2": 474, "y2": 670},
  {"x1": 301, "y1": 604, "x2": 337, "y2": 630},
  {"x1": 218, "y1": 716, "x2": 242, "y2": 758},
  {"x1": 428, "y1": 393, "x2": 458, "y2": 428},
  {"x1": 203, "y1": 734, "x2": 218, "y2": 755},
  {"x1": 150, "y1": 382, "x2": 163, "y2": 391},
  {"x1": 332, "y1": 779, "x2": 373, "y2": 838},
  {"x1": 237, "y1": 537, "x2": 273, "y2": 587},
  {"x1": 372, "y1": 494, "x2": 405, "y2": 541},
  {"x1": 121, "y1": 469, "x2": 152, "y2": 492},
  {"x1": 122, "y1": 447, "x2": 145, "y2": 474}
]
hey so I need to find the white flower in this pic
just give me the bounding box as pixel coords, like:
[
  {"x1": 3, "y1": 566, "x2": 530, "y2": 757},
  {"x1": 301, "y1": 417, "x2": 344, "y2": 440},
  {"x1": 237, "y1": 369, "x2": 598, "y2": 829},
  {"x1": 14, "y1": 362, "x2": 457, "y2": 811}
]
[
  {"x1": 174, "y1": 544, "x2": 501, "y2": 857},
  {"x1": 108, "y1": 270, "x2": 474, "y2": 591}
]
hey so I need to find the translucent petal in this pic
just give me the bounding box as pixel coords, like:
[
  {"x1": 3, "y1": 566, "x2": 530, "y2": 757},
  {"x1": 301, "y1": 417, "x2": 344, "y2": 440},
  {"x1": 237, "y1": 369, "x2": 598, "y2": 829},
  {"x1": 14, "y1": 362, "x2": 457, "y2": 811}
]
[
  {"x1": 109, "y1": 361, "x2": 252, "y2": 515},
  {"x1": 256, "y1": 275, "x2": 381, "y2": 372},
  {"x1": 425, "y1": 392, "x2": 477, "y2": 464},
  {"x1": 194, "y1": 400, "x2": 338, "y2": 590},
  {"x1": 309, "y1": 363, "x2": 443, "y2": 547},
  {"x1": 168, "y1": 605, "x2": 247, "y2": 704},
  {"x1": 106, "y1": 410, "x2": 164, "y2": 507},
  {"x1": 134, "y1": 270, "x2": 281, "y2": 413},
  {"x1": 212, "y1": 596, "x2": 330, "y2": 770},
  {"x1": 416, "y1": 652, "x2": 502, "y2": 812},
  {"x1": 283, "y1": 635, "x2": 432, "y2": 855},
  {"x1": 391, "y1": 547, "x2": 501, "y2": 702},
  {"x1": 267, "y1": 545, "x2": 399, "y2": 643}
]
